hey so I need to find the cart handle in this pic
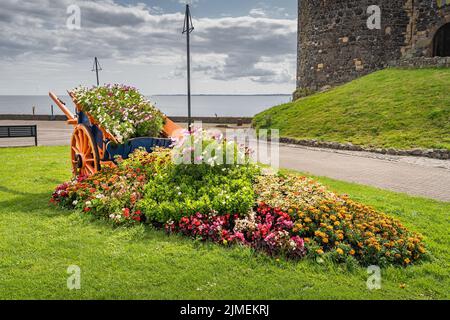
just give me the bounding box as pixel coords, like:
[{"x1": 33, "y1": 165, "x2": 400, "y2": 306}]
[{"x1": 49, "y1": 92, "x2": 77, "y2": 124}]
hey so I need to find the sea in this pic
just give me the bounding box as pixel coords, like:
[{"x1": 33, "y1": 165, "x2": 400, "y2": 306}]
[{"x1": 0, "y1": 95, "x2": 292, "y2": 118}]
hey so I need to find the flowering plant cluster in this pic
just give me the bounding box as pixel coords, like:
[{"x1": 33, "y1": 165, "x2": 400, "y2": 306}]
[
  {"x1": 72, "y1": 84, "x2": 165, "y2": 143},
  {"x1": 254, "y1": 174, "x2": 427, "y2": 266},
  {"x1": 235, "y1": 204, "x2": 306, "y2": 259},
  {"x1": 165, "y1": 213, "x2": 241, "y2": 244},
  {"x1": 171, "y1": 127, "x2": 251, "y2": 166},
  {"x1": 165, "y1": 204, "x2": 306, "y2": 260},
  {"x1": 254, "y1": 174, "x2": 340, "y2": 211},
  {"x1": 51, "y1": 150, "x2": 428, "y2": 266},
  {"x1": 51, "y1": 149, "x2": 171, "y2": 226}
]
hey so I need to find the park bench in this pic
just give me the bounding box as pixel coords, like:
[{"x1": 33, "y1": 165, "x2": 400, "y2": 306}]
[{"x1": 0, "y1": 125, "x2": 38, "y2": 146}]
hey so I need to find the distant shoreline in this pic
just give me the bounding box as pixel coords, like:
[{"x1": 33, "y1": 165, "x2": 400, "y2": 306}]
[
  {"x1": 152, "y1": 94, "x2": 292, "y2": 97},
  {"x1": 0, "y1": 114, "x2": 253, "y2": 124},
  {"x1": 0, "y1": 95, "x2": 292, "y2": 118},
  {"x1": 0, "y1": 94, "x2": 292, "y2": 97}
]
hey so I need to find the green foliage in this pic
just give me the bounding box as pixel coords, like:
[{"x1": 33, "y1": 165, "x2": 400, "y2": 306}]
[
  {"x1": 254, "y1": 68, "x2": 450, "y2": 150},
  {"x1": 139, "y1": 163, "x2": 260, "y2": 223}
]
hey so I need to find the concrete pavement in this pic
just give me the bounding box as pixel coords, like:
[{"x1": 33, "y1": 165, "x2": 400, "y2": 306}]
[{"x1": 279, "y1": 144, "x2": 450, "y2": 202}]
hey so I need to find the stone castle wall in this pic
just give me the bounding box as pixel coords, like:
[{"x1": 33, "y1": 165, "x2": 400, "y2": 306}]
[
  {"x1": 403, "y1": 0, "x2": 450, "y2": 57},
  {"x1": 295, "y1": 0, "x2": 450, "y2": 99}
]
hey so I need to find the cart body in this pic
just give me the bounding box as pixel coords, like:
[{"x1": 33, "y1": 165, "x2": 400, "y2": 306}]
[{"x1": 49, "y1": 91, "x2": 182, "y2": 176}]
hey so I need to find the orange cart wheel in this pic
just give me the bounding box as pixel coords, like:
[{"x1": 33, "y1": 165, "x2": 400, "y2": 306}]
[{"x1": 71, "y1": 124, "x2": 100, "y2": 177}]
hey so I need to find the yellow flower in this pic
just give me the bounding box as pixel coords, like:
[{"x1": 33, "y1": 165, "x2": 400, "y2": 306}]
[
  {"x1": 336, "y1": 248, "x2": 344, "y2": 255},
  {"x1": 349, "y1": 249, "x2": 355, "y2": 255},
  {"x1": 337, "y1": 233, "x2": 344, "y2": 240},
  {"x1": 404, "y1": 258, "x2": 411, "y2": 264},
  {"x1": 316, "y1": 249, "x2": 324, "y2": 255},
  {"x1": 322, "y1": 237, "x2": 329, "y2": 244}
]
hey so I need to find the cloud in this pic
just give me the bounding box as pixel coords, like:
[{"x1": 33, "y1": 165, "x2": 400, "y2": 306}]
[
  {"x1": 0, "y1": 0, "x2": 297, "y2": 87},
  {"x1": 249, "y1": 8, "x2": 267, "y2": 18}
]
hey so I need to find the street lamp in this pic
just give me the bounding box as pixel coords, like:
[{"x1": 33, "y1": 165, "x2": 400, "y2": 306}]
[{"x1": 182, "y1": 3, "x2": 194, "y2": 131}]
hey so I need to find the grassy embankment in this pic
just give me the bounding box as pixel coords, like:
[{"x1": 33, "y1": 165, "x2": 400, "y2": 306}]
[{"x1": 254, "y1": 68, "x2": 450, "y2": 151}]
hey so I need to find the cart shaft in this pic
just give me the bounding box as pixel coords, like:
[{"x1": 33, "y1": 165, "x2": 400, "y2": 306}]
[{"x1": 49, "y1": 92, "x2": 77, "y2": 125}]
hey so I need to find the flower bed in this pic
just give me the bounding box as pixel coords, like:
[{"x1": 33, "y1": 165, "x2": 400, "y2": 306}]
[
  {"x1": 72, "y1": 84, "x2": 165, "y2": 143},
  {"x1": 254, "y1": 175, "x2": 427, "y2": 266},
  {"x1": 51, "y1": 149, "x2": 169, "y2": 225},
  {"x1": 165, "y1": 204, "x2": 306, "y2": 260},
  {"x1": 52, "y1": 141, "x2": 427, "y2": 266}
]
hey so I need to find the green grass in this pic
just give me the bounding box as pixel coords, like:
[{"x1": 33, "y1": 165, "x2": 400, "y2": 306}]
[
  {"x1": 254, "y1": 68, "x2": 450, "y2": 150},
  {"x1": 0, "y1": 146, "x2": 449, "y2": 300}
]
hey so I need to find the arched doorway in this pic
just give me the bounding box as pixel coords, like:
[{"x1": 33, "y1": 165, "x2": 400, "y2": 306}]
[{"x1": 433, "y1": 23, "x2": 450, "y2": 57}]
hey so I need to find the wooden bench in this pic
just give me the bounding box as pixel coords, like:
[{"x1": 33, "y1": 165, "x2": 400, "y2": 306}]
[{"x1": 0, "y1": 125, "x2": 38, "y2": 146}]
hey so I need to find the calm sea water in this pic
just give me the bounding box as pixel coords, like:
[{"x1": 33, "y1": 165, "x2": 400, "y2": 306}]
[{"x1": 0, "y1": 95, "x2": 292, "y2": 117}]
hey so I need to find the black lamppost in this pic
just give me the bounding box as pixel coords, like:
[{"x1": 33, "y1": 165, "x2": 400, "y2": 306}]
[
  {"x1": 92, "y1": 57, "x2": 102, "y2": 87},
  {"x1": 182, "y1": 4, "x2": 194, "y2": 131}
]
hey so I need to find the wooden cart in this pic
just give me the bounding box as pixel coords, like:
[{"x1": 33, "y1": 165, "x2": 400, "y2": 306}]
[{"x1": 49, "y1": 91, "x2": 182, "y2": 177}]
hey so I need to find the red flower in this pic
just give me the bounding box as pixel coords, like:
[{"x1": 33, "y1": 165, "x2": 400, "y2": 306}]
[{"x1": 122, "y1": 208, "x2": 130, "y2": 218}]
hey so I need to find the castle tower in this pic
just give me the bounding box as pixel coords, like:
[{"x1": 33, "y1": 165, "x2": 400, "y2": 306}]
[{"x1": 295, "y1": 0, "x2": 450, "y2": 99}]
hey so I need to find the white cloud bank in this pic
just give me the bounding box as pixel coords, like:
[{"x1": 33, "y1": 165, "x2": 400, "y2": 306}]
[{"x1": 0, "y1": 0, "x2": 297, "y2": 94}]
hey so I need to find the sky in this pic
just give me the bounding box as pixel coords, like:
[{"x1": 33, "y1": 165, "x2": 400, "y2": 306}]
[{"x1": 0, "y1": 0, "x2": 298, "y2": 95}]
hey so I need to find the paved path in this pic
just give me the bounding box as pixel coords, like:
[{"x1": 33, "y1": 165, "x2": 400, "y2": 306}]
[
  {"x1": 279, "y1": 144, "x2": 450, "y2": 202},
  {"x1": 1, "y1": 120, "x2": 449, "y2": 202}
]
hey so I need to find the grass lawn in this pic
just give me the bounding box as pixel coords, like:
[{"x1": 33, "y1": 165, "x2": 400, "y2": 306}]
[
  {"x1": 253, "y1": 68, "x2": 450, "y2": 151},
  {"x1": 0, "y1": 146, "x2": 448, "y2": 300}
]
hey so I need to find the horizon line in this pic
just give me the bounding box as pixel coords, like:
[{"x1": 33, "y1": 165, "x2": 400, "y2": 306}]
[{"x1": 0, "y1": 93, "x2": 293, "y2": 97}]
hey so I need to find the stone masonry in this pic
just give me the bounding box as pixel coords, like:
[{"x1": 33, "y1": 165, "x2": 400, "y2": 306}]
[{"x1": 295, "y1": 0, "x2": 450, "y2": 99}]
